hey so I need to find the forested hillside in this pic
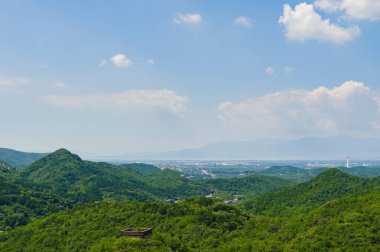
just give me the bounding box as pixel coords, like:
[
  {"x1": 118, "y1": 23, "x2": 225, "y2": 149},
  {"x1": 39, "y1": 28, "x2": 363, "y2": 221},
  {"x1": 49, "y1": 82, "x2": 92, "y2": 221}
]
[
  {"x1": 0, "y1": 148, "x2": 46, "y2": 168},
  {"x1": 120, "y1": 163, "x2": 161, "y2": 175},
  {"x1": 1, "y1": 191, "x2": 379, "y2": 251},
  {"x1": 0, "y1": 173, "x2": 68, "y2": 231},
  {"x1": 256, "y1": 165, "x2": 380, "y2": 182},
  {"x1": 1, "y1": 149, "x2": 379, "y2": 251},
  {"x1": 0, "y1": 149, "x2": 290, "y2": 231},
  {"x1": 201, "y1": 174, "x2": 293, "y2": 198},
  {"x1": 242, "y1": 168, "x2": 380, "y2": 216}
]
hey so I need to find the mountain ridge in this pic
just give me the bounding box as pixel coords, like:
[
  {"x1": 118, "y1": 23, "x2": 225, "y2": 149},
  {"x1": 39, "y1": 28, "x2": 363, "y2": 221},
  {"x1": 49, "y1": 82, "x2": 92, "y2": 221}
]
[{"x1": 118, "y1": 136, "x2": 380, "y2": 160}]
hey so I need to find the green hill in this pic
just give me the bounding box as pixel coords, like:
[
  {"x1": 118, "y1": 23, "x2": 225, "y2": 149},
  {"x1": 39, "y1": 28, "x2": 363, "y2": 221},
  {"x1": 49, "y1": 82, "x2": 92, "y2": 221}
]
[
  {"x1": 282, "y1": 189, "x2": 380, "y2": 250},
  {"x1": 17, "y1": 149, "x2": 161, "y2": 202},
  {"x1": 0, "y1": 148, "x2": 47, "y2": 168},
  {"x1": 120, "y1": 163, "x2": 161, "y2": 175},
  {"x1": 1, "y1": 190, "x2": 379, "y2": 251},
  {"x1": 242, "y1": 168, "x2": 380, "y2": 215},
  {"x1": 16, "y1": 149, "x2": 214, "y2": 202},
  {"x1": 341, "y1": 166, "x2": 380, "y2": 178},
  {"x1": 0, "y1": 148, "x2": 297, "y2": 231},
  {"x1": 202, "y1": 174, "x2": 293, "y2": 198},
  {"x1": 256, "y1": 165, "x2": 380, "y2": 182},
  {"x1": 257, "y1": 165, "x2": 327, "y2": 182},
  {"x1": 0, "y1": 173, "x2": 67, "y2": 231}
]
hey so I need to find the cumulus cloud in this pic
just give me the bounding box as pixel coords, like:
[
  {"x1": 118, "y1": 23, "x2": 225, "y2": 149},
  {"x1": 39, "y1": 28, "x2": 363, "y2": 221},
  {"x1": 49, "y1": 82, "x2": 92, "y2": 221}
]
[
  {"x1": 218, "y1": 81, "x2": 380, "y2": 136},
  {"x1": 110, "y1": 54, "x2": 133, "y2": 68},
  {"x1": 43, "y1": 89, "x2": 188, "y2": 115},
  {"x1": 279, "y1": 3, "x2": 360, "y2": 44},
  {"x1": 265, "y1": 67, "x2": 275, "y2": 75},
  {"x1": 234, "y1": 16, "x2": 252, "y2": 28},
  {"x1": 315, "y1": 0, "x2": 380, "y2": 20},
  {"x1": 0, "y1": 74, "x2": 30, "y2": 86},
  {"x1": 173, "y1": 13, "x2": 202, "y2": 24}
]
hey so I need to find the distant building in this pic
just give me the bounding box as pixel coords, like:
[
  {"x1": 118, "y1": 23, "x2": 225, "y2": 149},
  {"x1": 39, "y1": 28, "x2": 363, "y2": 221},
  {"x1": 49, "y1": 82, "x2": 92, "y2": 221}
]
[{"x1": 120, "y1": 228, "x2": 152, "y2": 239}]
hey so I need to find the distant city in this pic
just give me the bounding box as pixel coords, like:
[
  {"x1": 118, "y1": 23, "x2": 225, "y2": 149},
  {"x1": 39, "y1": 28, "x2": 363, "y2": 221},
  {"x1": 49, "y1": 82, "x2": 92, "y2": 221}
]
[{"x1": 104, "y1": 159, "x2": 380, "y2": 179}]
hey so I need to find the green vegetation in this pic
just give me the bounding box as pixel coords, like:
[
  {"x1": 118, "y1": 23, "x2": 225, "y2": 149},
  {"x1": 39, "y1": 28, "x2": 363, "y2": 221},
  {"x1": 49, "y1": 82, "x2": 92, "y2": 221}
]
[
  {"x1": 1, "y1": 149, "x2": 379, "y2": 251},
  {"x1": 120, "y1": 163, "x2": 161, "y2": 175},
  {"x1": 0, "y1": 173, "x2": 68, "y2": 231},
  {"x1": 0, "y1": 149, "x2": 289, "y2": 230},
  {"x1": 242, "y1": 168, "x2": 380, "y2": 216},
  {"x1": 0, "y1": 148, "x2": 46, "y2": 168},
  {"x1": 256, "y1": 165, "x2": 380, "y2": 182},
  {"x1": 202, "y1": 174, "x2": 293, "y2": 199},
  {"x1": 1, "y1": 190, "x2": 379, "y2": 251},
  {"x1": 0, "y1": 161, "x2": 13, "y2": 173},
  {"x1": 341, "y1": 166, "x2": 380, "y2": 178},
  {"x1": 257, "y1": 165, "x2": 327, "y2": 182}
]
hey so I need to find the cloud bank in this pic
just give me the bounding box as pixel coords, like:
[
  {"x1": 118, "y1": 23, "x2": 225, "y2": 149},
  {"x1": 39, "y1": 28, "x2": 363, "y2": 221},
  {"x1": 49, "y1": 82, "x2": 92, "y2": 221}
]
[
  {"x1": 315, "y1": 0, "x2": 380, "y2": 20},
  {"x1": 218, "y1": 81, "x2": 380, "y2": 136},
  {"x1": 43, "y1": 89, "x2": 188, "y2": 115},
  {"x1": 0, "y1": 74, "x2": 30, "y2": 86},
  {"x1": 279, "y1": 3, "x2": 360, "y2": 44},
  {"x1": 173, "y1": 13, "x2": 202, "y2": 24}
]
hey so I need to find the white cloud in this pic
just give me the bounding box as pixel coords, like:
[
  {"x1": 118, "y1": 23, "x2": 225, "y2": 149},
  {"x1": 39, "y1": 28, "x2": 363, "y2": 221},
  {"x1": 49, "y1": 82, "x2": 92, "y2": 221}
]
[
  {"x1": 110, "y1": 54, "x2": 133, "y2": 68},
  {"x1": 279, "y1": 3, "x2": 360, "y2": 44},
  {"x1": 265, "y1": 67, "x2": 275, "y2": 75},
  {"x1": 285, "y1": 66, "x2": 294, "y2": 74},
  {"x1": 315, "y1": 0, "x2": 380, "y2": 21},
  {"x1": 43, "y1": 89, "x2": 188, "y2": 115},
  {"x1": 54, "y1": 81, "x2": 68, "y2": 88},
  {"x1": 218, "y1": 81, "x2": 380, "y2": 136},
  {"x1": 0, "y1": 74, "x2": 30, "y2": 86},
  {"x1": 173, "y1": 13, "x2": 202, "y2": 24},
  {"x1": 148, "y1": 59, "x2": 155, "y2": 65},
  {"x1": 99, "y1": 59, "x2": 108, "y2": 67},
  {"x1": 234, "y1": 16, "x2": 252, "y2": 28}
]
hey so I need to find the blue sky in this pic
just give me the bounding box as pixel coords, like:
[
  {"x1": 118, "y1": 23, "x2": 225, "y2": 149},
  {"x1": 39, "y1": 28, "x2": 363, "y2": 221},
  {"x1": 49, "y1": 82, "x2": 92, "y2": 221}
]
[{"x1": 1, "y1": 0, "x2": 380, "y2": 156}]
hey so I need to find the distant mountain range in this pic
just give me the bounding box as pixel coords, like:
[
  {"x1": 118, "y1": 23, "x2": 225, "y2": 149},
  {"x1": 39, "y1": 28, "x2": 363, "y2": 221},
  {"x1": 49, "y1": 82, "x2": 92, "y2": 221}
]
[
  {"x1": 120, "y1": 136, "x2": 380, "y2": 160},
  {"x1": 0, "y1": 148, "x2": 47, "y2": 168}
]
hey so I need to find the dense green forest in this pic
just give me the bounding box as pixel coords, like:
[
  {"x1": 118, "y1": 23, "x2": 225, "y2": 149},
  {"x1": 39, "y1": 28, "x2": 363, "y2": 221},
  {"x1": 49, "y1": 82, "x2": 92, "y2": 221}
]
[
  {"x1": 242, "y1": 168, "x2": 380, "y2": 216},
  {"x1": 0, "y1": 148, "x2": 379, "y2": 251},
  {"x1": 0, "y1": 149, "x2": 289, "y2": 231},
  {"x1": 256, "y1": 165, "x2": 380, "y2": 182},
  {"x1": 1, "y1": 191, "x2": 379, "y2": 251}
]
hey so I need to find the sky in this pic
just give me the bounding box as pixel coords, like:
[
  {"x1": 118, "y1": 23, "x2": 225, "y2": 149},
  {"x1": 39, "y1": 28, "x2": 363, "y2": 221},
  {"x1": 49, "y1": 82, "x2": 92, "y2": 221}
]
[{"x1": 1, "y1": 0, "x2": 380, "y2": 156}]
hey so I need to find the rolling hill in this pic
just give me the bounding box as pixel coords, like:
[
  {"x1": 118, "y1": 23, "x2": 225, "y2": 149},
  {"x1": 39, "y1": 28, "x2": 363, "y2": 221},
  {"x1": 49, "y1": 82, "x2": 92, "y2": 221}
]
[
  {"x1": 256, "y1": 165, "x2": 380, "y2": 182},
  {"x1": 257, "y1": 165, "x2": 327, "y2": 182},
  {"x1": 0, "y1": 148, "x2": 47, "y2": 168},
  {"x1": 119, "y1": 163, "x2": 161, "y2": 175},
  {"x1": 18, "y1": 149, "x2": 164, "y2": 202},
  {"x1": 202, "y1": 174, "x2": 293, "y2": 198},
  {"x1": 242, "y1": 168, "x2": 380, "y2": 215}
]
